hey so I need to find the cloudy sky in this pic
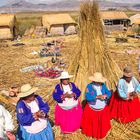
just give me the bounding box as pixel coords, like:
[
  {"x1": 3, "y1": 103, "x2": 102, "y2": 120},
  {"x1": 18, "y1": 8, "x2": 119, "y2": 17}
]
[{"x1": 0, "y1": 0, "x2": 139, "y2": 6}]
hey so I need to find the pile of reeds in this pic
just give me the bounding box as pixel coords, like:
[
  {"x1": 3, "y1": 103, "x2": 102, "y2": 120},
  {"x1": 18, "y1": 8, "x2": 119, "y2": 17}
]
[
  {"x1": 69, "y1": 0, "x2": 122, "y2": 100},
  {"x1": 68, "y1": 1, "x2": 140, "y2": 140}
]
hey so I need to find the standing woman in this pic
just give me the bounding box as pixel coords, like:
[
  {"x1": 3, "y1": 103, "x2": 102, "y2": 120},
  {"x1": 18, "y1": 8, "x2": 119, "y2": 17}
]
[
  {"x1": 53, "y1": 71, "x2": 83, "y2": 134},
  {"x1": 16, "y1": 84, "x2": 54, "y2": 140},
  {"x1": 110, "y1": 66, "x2": 140, "y2": 123},
  {"x1": 81, "y1": 72, "x2": 111, "y2": 139}
]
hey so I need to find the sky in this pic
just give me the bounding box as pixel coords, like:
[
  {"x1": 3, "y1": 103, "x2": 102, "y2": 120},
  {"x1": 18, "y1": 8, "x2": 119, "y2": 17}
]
[
  {"x1": 26, "y1": 0, "x2": 62, "y2": 4},
  {"x1": 0, "y1": 0, "x2": 139, "y2": 7},
  {"x1": 106, "y1": 0, "x2": 139, "y2": 3}
]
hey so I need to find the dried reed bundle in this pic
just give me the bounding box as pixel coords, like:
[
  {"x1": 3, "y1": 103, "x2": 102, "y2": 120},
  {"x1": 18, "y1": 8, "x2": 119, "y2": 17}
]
[{"x1": 69, "y1": 0, "x2": 122, "y2": 100}]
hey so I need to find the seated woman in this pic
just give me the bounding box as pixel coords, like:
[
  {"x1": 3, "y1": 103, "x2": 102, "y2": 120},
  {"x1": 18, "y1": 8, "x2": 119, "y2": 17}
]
[
  {"x1": 0, "y1": 104, "x2": 15, "y2": 140},
  {"x1": 53, "y1": 71, "x2": 82, "y2": 134},
  {"x1": 81, "y1": 72, "x2": 111, "y2": 139},
  {"x1": 16, "y1": 84, "x2": 54, "y2": 140},
  {"x1": 110, "y1": 66, "x2": 140, "y2": 123}
]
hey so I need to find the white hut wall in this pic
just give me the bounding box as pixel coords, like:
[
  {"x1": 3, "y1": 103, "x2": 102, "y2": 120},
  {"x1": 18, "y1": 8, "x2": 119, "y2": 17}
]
[
  {"x1": 49, "y1": 25, "x2": 64, "y2": 36},
  {"x1": 0, "y1": 27, "x2": 13, "y2": 40}
]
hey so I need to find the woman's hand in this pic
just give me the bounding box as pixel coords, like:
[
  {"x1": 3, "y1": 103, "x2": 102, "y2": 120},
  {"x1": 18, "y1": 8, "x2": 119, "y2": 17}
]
[
  {"x1": 128, "y1": 92, "x2": 137, "y2": 99},
  {"x1": 63, "y1": 92, "x2": 71, "y2": 98},
  {"x1": 63, "y1": 92, "x2": 69, "y2": 98},
  {"x1": 6, "y1": 131, "x2": 16, "y2": 140},
  {"x1": 132, "y1": 91, "x2": 138, "y2": 97},
  {"x1": 37, "y1": 110, "x2": 46, "y2": 118},
  {"x1": 33, "y1": 112, "x2": 39, "y2": 120},
  {"x1": 64, "y1": 93, "x2": 75, "y2": 98},
  {"x1": 96, "y1": 95, "x2": 106, "y2": 100}
]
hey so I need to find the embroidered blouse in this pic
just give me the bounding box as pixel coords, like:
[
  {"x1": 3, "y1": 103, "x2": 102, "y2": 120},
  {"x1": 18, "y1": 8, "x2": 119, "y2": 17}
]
[
  {"x1": 85, "y1": 82, "x2": 111, "y2": 109},
  {"x1": 53, "y1": 82, "x2": 81, "y2": 103},
  {"x1": 89, "y1": 84, "x2": 106, "y2": 109},
  {"x1": 16, "y1": 95, "x2": 49, "y2": 126},
  {"x1": 117, "y1": 77, "x2": 140, "y2": 99},
  {"x1": 23, "y1": 100, "x2": 47, "y2": 133},
  {"x1": 57, "y1": 84, "x2": 78, "y2": 110}
]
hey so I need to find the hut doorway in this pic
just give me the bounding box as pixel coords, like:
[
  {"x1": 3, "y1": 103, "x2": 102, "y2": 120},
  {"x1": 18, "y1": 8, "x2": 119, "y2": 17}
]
[
  {"x1": 13, "y1": 26, "x2": 16, "y2": 39},
  {"x1": 64, "y1": 24, "x2": 76, "y2": 35},
  {"x1": 64, "y1": 24, "x2": 68, "y2": 32}
]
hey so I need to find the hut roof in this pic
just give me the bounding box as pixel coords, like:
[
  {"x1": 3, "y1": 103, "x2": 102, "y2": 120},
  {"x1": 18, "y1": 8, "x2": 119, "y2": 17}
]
[
  {"x1": 129, "y1": 14, "x2": 140, "y2": 25},
  {"x1": 0, "y1": 14, "x2": 16, "y2": 28},
  {"x1": 100, "y1": 11, "x2": 129, "y2": 20},
  {"x1": 42, "y1": 13, "x2": 76, "y2": 29}
]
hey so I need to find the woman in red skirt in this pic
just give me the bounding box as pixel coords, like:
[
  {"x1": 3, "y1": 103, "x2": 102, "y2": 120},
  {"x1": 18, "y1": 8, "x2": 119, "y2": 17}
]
[
  {"x1": 81, "y1": 72, "x2": 111, "y2": 139},
  {"x1": 110, "y1": 66, "x2": 140, "y2": 123}
]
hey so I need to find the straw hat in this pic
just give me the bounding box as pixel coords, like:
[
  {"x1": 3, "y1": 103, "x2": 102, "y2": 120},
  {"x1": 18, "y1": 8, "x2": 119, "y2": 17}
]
[
  {"x1": 89, "y1": 72, "x2": 106, "y2": 83},
  {"x1": 123, "y1": 66, "x2": 133, "y2": 77},
  {"x1": 18, "y1": 84, "x2": 38, "y2": 98},
  {"x1": 58, "y1": 71, "x2": 73, "y2": 79}
]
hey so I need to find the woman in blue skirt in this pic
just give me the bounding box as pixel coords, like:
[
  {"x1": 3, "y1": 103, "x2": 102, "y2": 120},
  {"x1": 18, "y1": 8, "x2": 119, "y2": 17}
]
[{"x1": 16, "y1": 84, "x2": 54, "y2": 140}]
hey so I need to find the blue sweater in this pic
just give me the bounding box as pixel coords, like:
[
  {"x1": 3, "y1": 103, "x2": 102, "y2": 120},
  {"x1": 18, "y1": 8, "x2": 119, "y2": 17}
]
[
  {"x1": 85, "y1": 82, "x2": 111, "y2": 105},
  {"x1": 53, "y1": 82, "x2": 81, "y2": 103},
  {"x1": 16, "y1": 95, "x2": 49, "y2": 126},
  {"x1": 117, "y1": 77, "x2": 140, "y2": 99}
]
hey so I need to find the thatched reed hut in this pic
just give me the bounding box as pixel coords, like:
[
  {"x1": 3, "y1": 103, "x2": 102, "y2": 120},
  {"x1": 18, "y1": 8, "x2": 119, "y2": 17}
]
[
  {"x1": 101, "y1": 11, "x2": 130, "y2": 32},
  {"x1": 42, "y1": 14, "x2": 77, "y2": 36},
  {"x1": 0, "y1": 14, "x2": 18, "y2": 40},
  {"x1": 129, "y1": 14, "x2": 140, "y2": 35},
  {"x1": 130, "y1": 14, "x2": 140, "y2": 25}
]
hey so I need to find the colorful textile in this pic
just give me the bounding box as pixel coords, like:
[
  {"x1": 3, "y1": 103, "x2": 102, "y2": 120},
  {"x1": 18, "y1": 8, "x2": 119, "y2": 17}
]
[
  {"x1": 35, "y1": 68, "x2": 62, "y2": 79},
  {"x1": 20, "y1": 65, "x2": 44, "y2": 73}
]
